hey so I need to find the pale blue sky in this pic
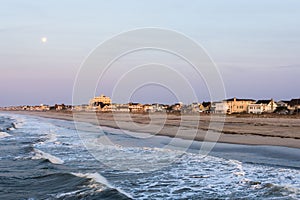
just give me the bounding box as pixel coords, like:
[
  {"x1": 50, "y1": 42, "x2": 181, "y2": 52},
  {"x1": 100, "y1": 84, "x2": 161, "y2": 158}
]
[{"x1": 1, "y1": 0, "x2": 300, "y2": 106}]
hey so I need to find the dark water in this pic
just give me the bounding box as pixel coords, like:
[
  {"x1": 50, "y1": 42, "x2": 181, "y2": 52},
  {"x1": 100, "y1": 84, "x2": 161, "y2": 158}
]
[{"x1": 0, "y1": 113, "x2": 299, "y2": 199}]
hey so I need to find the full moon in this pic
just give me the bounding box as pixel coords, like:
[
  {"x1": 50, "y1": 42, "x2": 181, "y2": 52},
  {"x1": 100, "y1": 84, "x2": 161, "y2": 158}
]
[{"x1": 41, "y1": 37, "x2": 47, "y2": 43}]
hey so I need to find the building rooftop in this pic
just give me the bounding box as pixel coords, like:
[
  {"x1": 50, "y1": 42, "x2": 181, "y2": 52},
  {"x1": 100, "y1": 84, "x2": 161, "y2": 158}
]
[
  {"x1": 289, "y1": 98, "x2": 300, "y2": 106},
  {"x1": 225, "y1": 97, "x2": 256, "y2": 102},
  {"x1": 256, "y1": 100, "x2": 273, "y2": 104}
]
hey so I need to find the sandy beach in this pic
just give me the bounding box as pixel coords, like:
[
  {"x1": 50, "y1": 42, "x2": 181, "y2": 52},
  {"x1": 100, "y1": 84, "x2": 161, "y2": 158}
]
[{"x1": 6, "y1": 111, "x2": 300, "y2": 149}]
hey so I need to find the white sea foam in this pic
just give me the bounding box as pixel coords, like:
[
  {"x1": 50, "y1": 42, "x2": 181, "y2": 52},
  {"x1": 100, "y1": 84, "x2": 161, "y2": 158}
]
[
  {"x1": 229, "y1": 159, "x2": 246, "y2": 176},
  {"x1": 54, "y1": 189, "x2": 88, "y2": 199},
  {"x1": 46, "y1": 133, "x2": 57, "y2": 143},
  {"x1": 37, "y1": 132, "x2": 57, "y2": 145},
  {"x1": 32, "y1": 149, "x2": 64, "y2": 164},
  {"x1": 0, "y1": 131, "x2": 11, "y2": 138},
  {"x1": 86, "y1": 139, "x2": 184, "y2": 172}
]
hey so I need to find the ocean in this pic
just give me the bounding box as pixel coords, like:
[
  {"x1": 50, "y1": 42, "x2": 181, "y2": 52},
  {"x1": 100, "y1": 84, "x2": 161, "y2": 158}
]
[{"x1": 0, "y1": 113, "x2": 299, "y2": 199}]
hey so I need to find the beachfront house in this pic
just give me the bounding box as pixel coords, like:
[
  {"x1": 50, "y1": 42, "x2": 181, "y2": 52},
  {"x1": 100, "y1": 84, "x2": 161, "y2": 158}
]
[
  {"x1": 225, "y1": 97, "x2": 256, "y2": 114},
  {"x1": 287, "y1": 98, "x2": 300, "y2": 114},
  {"x1": 143, "y1": 104, "x2": 154, "y2": 112},
  {"x1": 199, "y1": 101, "x2": 211, "y2": 113},
  {"x1": 128, "y1": 103, "x2": 143, "y2": 112},
  {"x1": 113, "y1": 104, "x2": 130, "y2": 112},
  {"x1": 169, "y1": 103, "x2": 182, "y2": 113},
  {"x1": 247, "y1": 103, "x2": 263, "y2": 114},
  {"x1": 277, "y1": 100, "x2": 289, "y2": 108},
  {"x1": 255, "y1": 99, "x2": 277, "y2": 113},
  {"x1": 151, "y1": 103, "x2": 167, "y2": 112},
  {"x1": 210, "y1": 102, "x2": 228, "y2": 114},
  {"x1": 89, "y1": 94, "x2": 112, "y2": 111},
  {"x1": 191, "y1": 102, "x2": 200, "y2": 113}
]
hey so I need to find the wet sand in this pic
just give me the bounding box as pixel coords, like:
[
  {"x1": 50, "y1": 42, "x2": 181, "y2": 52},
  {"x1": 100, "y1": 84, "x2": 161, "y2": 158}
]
[{"x1": 6, "y1": 111, "x2": 300, "y2": 149}]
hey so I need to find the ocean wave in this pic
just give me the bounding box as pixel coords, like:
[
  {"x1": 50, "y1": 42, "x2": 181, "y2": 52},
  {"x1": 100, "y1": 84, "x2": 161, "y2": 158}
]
[
  {"x1": 32, "y1": 149, "x2": 64, "y2": 164},
  {"x1": 14, "y1": 121, "x2": 24, "y2": 129},
  {"x1": 255, "y1": 182, "x2": 300, "y2": 198},
  {"x1": 3, "y1": 122, "x2": 17, "y2": 131},
  {"x1": 0, "y1": 131, "x2": 11, "y2": 138},
  {"x1": 86, "y1": 138, "x2": 186, "y2": 172},
  {"x1": 0, "y1": 170, "x2": 132, "y2": 200},
  {"x1": 35, "y1": 133, "x2": 58, "y2": 145},
  {"x1": 45, "y1": 132, "x2": 57, "y2": 143},
  {"x1": 72, "y1": 172, "x2": 133, "y2": 199}
]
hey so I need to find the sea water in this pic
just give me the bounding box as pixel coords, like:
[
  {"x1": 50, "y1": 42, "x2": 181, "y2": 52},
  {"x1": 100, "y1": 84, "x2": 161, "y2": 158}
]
[{"x1": 0, "y1": 113, "x2": 299, "y2": 199}]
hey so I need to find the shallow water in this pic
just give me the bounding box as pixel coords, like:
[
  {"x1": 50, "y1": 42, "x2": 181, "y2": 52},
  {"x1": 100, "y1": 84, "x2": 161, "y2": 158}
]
[{"x1": 0, "y1": 113, "x2": 299, "y2": 199}]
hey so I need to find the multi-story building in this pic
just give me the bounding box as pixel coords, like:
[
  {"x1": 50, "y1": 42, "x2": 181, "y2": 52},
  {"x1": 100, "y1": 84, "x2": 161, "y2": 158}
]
[
  {"x1": 89, "y1": 94, "x2": 112, "y2": 111},
  {"x1": 89, "y1": 94, "x2": 111, "y2": 105},
  {"x1": 211, "y1": 102, "x2": 228, "y2": 114},
  {"x1": 225, "y1": 97, "x2": 256, "y2": 114}
]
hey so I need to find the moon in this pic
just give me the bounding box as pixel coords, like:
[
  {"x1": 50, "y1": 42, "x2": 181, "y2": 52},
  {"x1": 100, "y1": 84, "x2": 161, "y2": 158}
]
[{"x1": 41, "y1": 37, "x2": 47, "y2": 43}]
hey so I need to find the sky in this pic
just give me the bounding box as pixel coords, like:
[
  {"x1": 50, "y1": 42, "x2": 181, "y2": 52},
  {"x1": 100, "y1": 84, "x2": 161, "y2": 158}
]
[{"x1": 0, "y1": 0, "x2": 300, "y2": 106}]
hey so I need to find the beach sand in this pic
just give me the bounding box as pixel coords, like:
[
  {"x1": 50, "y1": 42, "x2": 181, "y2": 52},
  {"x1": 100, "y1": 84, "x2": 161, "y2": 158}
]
[{"x1": 7, "y1": 111, "x2": 300, "y2": 149}]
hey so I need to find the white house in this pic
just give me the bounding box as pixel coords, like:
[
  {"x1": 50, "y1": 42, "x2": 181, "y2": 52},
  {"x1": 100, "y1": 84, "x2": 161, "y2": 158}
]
[
  {"x1": 255, "y1": 99, "x2": 277, "y2": 113},
  {"x1": 247, "y1": 104, "x2": 263, "y2": 114},
  {"x1": 211, "y1": 102, "x2": 228, "y2": 114}
]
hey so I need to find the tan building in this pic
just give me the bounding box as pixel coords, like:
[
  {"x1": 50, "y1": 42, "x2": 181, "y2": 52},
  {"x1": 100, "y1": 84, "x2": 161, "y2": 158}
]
[
  {"x1": 225, "y1": 97, "x2": 256, "y2": 114},
  {"x1": 89, "y1": 94, "x2": 112, "y2": 111},
  {"x1": 90, "y1": 94, "x2": 111, "y2": 105},
  {"x1": 38, "y1": 104, "x2": 50, "y2": 111}
]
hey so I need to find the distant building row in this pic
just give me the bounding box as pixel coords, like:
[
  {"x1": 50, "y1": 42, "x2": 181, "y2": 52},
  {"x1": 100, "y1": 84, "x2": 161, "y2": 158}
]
[
  {"x1": 0, "y1": 104, "x2": 71, "y2": 111},
  {"x1": 1, "y1": 95, "x2": 299, "y2": 115},
  {"x1": 209, "y1": 97, "x2": 300, "y2": 114},
  {"x1": 83, "y1": 95, "x2": 300, "y2": 114}
]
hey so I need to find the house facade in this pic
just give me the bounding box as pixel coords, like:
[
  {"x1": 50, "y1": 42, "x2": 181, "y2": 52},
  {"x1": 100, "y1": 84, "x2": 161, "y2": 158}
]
[
  {"x1": 247, "y1": 104, "x2": 263, "y2": 114},
  {"x1": 199, "y1": 102, "x2": 211, "y2": 113},
  {"x1": 89, "y1": 94, "x2": 112, "y2": 111},
  {"x1": 128, "y1": 103, "x2": 143, "y2": 112},
  {"x1": 152, "y1": 104, "x2": 167, "y2": 112},
  {"x1": 288, "y1": 98, "x2": 300, "y2": 111},
  {"x1": 211, "y1": 102, "x2": 228, "y2": 114},
  {"x1": 255, "y1": 99, "x2": 277, "y2": 113},
  {"x1": 113, "y1": 104, "x2": 130, "y2": 112},
  {"x1": 225, "y1": 97, "x2": 256, "y2": 114},
  {"x1": 143, "y1": 104, "x2": 154, "y2": 112}
]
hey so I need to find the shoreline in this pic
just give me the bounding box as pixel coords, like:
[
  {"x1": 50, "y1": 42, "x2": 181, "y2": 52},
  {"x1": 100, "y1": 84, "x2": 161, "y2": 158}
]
[{"x1": 3, "y1": 110, "x2": 300, "y2": 149}]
